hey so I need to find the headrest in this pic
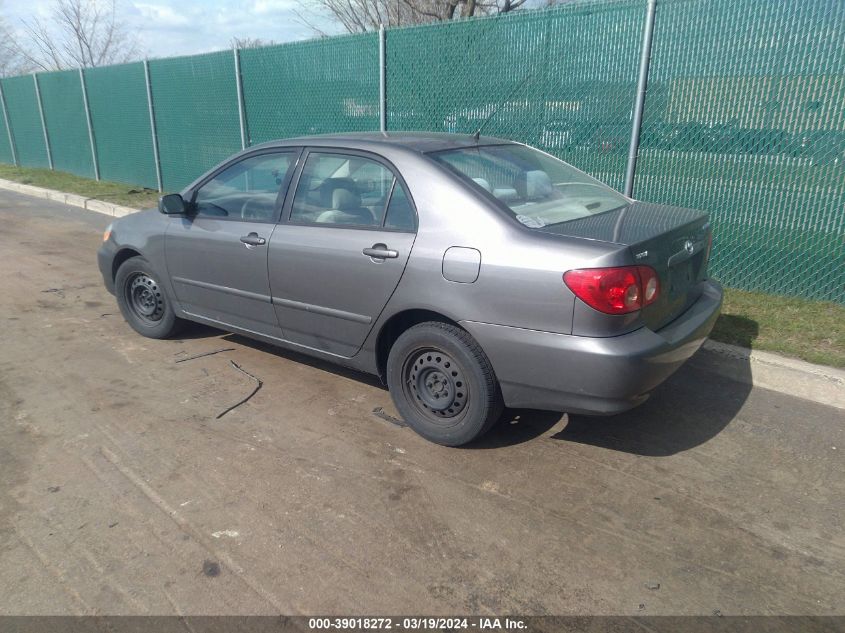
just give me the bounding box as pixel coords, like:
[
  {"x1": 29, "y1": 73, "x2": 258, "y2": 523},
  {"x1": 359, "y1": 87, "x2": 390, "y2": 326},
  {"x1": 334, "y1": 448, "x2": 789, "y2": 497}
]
[
  {"x1": 515, "y1": 170, "x2": 553, "y2": 200},
  {"x1": 332, "y1": 188, "x2": 361, "y2": 210},
  {"x1": 493, "y1": 187, "x2": 518, "y2": 202},
  {"x1": 472, "y1": 177, "x2": 492, "y2": 192}
]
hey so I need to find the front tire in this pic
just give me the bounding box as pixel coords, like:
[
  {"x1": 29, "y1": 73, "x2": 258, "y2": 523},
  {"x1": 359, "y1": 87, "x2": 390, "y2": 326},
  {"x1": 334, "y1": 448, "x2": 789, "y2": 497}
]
[
  {"x1": 115, "y1": 256, "x2": 184, "y2": 339},
  {"x1": 386, "y1": 322, "x2": 503, "y2": 446}
]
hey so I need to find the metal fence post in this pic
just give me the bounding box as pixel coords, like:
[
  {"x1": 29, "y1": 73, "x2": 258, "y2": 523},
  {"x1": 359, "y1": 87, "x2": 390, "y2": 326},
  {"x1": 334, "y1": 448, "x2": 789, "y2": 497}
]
[
  {"x1": 233, "y1": 47, "x2": 247, "y2": 150},
  {"x1": 143, "y1": 60, "x2": 163, "y2": 193},
  {"x1": 624, "y1": 0, "x2": 657, "y2": 198},
  {"x1": 379, "y1": 24, "x2": 387, "y2": 133},
  {"x1": 78, "y1": 67, "x2": 100, "y2": 181},
  {"x1": 33, "y1": 73, "x2": 53, "y2": 170},
  {"x1": 0, "y1": 81, "x2": 18, "y2": 166}
]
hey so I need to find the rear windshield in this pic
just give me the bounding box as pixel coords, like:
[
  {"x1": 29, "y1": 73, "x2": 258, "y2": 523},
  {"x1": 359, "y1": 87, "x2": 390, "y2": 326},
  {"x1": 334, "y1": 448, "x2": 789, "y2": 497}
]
[{"x1": 430, "y1": 144, "x2": 629, "y2": 228}]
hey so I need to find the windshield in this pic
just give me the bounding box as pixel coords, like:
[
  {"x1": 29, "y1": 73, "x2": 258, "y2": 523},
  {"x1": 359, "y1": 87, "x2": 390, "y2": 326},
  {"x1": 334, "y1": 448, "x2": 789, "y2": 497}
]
[{"x1": 430, "y1": 144, "x2": 629, "y2": 228}]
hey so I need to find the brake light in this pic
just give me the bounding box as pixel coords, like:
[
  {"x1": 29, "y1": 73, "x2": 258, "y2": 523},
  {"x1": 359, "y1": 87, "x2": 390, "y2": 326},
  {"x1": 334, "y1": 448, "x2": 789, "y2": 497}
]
[{"x1": 563, "y1": 266, "x2": 660, "y2": 315}]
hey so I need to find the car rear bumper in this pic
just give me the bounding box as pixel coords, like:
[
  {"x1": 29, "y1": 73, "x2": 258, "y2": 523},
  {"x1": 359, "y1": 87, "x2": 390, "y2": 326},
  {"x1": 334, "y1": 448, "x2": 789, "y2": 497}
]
[{"x1": 460, "y1": 279, "x2": 723, "y2": 415}]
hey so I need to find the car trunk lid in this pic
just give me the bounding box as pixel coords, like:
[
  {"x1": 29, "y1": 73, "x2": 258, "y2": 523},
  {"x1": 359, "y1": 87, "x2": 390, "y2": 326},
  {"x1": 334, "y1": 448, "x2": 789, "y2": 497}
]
[{"x1": 537, "y1": 201, "x2": 712, "y2": 330}]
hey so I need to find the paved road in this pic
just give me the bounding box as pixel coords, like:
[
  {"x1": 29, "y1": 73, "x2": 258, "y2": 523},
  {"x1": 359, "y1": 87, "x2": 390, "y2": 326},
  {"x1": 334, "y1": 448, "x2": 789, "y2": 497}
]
[{"x1": 0, "y1": 190, "x2": 842, "y2": 616}]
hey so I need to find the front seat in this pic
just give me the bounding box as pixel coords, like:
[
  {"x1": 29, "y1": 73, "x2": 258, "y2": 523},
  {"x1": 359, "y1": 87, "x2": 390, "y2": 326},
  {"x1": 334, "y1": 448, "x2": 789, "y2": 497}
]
[{"x1": 316, "y1": 187, "x2": 375, "y2": 226}]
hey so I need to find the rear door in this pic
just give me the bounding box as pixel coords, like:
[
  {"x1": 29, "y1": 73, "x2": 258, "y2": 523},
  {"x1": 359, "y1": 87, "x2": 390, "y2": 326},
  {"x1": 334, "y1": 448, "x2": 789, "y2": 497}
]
[
  {"x1": 165, "y1": 149, "x2": 299, "y2": 337},
  {"x1": 268, "y1": 149, "x2": 417, "y2": 357}
]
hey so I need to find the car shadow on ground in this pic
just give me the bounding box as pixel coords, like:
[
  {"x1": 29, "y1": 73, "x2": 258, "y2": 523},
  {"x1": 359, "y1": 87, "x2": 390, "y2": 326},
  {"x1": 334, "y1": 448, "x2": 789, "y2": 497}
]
[
  {"x1": 549, "y1": 364, "x2": 753, "y2": 457},
  {"x1": 219, "y1": 332, "x2": 386, "y2": 390},
  {"x1": 551, "y1": 316, "x2": 756, "y2": 456},
  {"x1": 181, "y1": 317, "x2": 757, "y2": 456}
]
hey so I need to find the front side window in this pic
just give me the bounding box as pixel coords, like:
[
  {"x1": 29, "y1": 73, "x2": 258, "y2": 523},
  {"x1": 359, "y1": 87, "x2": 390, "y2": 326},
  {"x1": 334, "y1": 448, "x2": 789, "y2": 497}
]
[
  {"x1": 430, "y1": 144, "x2": 629, "y2": 229},
  {"x1": 193, "y1": 152, "x2": 295, "y2": 221},
  {"x1": 289, "y1": 152, "x2": 399, "y2": 228}
]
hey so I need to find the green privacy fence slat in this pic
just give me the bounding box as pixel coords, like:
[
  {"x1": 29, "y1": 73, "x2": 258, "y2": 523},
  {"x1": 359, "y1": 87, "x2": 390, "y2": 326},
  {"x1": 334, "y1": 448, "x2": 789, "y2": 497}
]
[
  {"x1": 385, "y1": 1, "x2": 644, "y2": 191},
  {"x1": 241, "y1": 32, "x2": 379, "y2": 145},
  {"x1": 636, "y1": 0, "x2": 845, "y2": 302},
  {"x1": 37, "y1": 70, "x2": 95, "y2": 178},
  {"x1": 0, "y1": 94, "x2": 13, "y2": 164},
  {"x1": 84, "y1": 62, "x2": 158, "y2": 189},
  {"x1": 1, "y1": 75, "x2": 48, "y2": 168},
  {"x1": 148, "y1": 51, "x2": 242, "y2": 191}
]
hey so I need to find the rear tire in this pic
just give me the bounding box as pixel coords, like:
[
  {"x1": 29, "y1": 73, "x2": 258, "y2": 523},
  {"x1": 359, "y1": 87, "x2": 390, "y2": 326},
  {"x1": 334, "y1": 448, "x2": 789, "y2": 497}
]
[
  {"x1": 115, "y1": 256, "x2": 184, "y2": 339},
  {"x1": 386, "y1": 321, "x2": 503, "y2": 446}
]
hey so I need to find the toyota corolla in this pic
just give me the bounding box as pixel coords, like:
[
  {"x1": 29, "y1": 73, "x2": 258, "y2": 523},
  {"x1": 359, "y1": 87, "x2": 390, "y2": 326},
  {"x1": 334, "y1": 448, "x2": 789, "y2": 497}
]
[{"x1": 98, "y1": 132, "x2": 722, "y2": 446}]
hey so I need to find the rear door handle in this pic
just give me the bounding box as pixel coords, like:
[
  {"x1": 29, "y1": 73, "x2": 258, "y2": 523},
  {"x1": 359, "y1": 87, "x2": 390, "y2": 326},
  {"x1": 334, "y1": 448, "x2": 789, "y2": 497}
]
[
  {"x1": 240, "y1": 232, "x2": 266, "y2": 246},
  {"x1": 363, "y1": 243, "x2": 398, "y2": 259}
]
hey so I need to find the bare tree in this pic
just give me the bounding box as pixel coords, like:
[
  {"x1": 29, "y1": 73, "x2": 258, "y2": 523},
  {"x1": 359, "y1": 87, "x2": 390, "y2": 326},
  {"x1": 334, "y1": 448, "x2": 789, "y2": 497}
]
[
  {"x1": 0, "y1": 2, "x2": 30, "y2": 76},
  {"x1": 302, "y1": 0, "x2": 530, "y2": 33},
  {"x1": 230, "y1": 37, "x2": 277, "y2": 50},
  {"x1": 10, "y1": 0, "x2": 140, "y2": 71},
  {"x1": 0, "y1": 30, "x2": 22, "y2": 76}
]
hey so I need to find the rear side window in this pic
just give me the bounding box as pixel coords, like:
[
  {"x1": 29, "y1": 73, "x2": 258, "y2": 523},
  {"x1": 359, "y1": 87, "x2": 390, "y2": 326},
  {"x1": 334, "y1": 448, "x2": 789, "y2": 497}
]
[
  {"x1": 192, "y1": 152, "x2": 295, "y2": 221},
  {"x1": 384, "y1": 181, "x2": 415, "y2": 231},
  {"x1": 289, "y1": 151, "x2": 415, "y2": 231}
]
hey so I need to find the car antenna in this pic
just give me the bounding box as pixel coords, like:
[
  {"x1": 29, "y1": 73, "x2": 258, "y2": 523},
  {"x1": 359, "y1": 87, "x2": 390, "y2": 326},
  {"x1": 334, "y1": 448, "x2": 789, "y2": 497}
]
[{"x1": 472, "y1": 73, "x2": 534, "y2": 142}]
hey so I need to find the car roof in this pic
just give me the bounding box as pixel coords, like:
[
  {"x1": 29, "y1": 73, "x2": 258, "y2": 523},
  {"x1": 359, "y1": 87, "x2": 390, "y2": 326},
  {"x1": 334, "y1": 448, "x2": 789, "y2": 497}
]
[{"x1": 251, "y1": 131, "x2": 516, "y2": 154}]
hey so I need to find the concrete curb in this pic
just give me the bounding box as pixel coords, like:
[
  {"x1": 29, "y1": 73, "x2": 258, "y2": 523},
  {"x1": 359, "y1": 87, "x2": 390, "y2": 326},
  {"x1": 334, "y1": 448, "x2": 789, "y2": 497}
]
[
  {"x1": 0, "y1": 178, "x2": 140, "y2": 218},
  {"x1": 0, "y1": 176, "x2": 841, "y2": 409},
  {"x1": 697, "y1": 341, "x2": 844, "y2": 410}
]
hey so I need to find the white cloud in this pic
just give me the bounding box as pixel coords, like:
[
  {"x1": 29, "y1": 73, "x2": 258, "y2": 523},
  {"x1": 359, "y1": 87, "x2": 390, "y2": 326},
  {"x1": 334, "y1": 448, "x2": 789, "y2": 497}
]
[
  {"x1": 133, "y1": 2, "x2": 192, "y2": 28},
  {"x1": 252, "y1": 0, "x2": 299, "y2": 15}
]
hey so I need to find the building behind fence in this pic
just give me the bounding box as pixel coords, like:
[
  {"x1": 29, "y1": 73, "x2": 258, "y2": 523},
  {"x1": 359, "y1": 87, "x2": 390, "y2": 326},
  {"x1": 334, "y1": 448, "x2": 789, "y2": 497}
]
[{"x1": 0, "y1": 0, "x2": 842, "y2": 302}]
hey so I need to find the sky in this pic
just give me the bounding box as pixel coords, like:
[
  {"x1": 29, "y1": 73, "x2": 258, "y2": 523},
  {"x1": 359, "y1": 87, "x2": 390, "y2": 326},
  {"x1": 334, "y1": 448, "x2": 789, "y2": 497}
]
[{"x1": 2, "y1": 0, "x2": 345, "y2": 59}]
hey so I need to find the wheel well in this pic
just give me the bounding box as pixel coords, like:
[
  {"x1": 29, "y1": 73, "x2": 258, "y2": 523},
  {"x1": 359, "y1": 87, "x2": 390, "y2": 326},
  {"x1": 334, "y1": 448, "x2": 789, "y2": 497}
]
[
  {"x1": 375, "y1": 309, "x2": 460, "y2": 380},
  {"x1": 111, "y1": 248, "x2": 142, "y2": 282}
]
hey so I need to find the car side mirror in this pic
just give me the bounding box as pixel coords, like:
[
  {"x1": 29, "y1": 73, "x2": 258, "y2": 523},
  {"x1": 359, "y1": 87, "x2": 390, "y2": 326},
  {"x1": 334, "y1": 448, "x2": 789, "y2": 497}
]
[{"x1": 159, "y1": 193, "x2": 187, "y2": 215}]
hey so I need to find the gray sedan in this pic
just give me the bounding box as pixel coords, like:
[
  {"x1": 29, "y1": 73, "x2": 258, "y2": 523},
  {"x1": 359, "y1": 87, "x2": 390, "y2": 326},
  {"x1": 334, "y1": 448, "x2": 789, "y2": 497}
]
[{"x1": 97, "y1": 133, "x2": 722, "y2": 446}]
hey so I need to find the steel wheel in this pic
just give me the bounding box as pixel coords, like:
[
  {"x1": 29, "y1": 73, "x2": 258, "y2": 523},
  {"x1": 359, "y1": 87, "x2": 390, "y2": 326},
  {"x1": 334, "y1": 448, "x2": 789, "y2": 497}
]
[
  {"x1": 114, "y1": 256, "x2": 184, "y2": 339},
  {"x1": 387, "y1": 322, "x2": 504, "y2": 446},
  {"x1": 125, "y1": 272, "x2": 164, "y2": 324},
  {"x1": 403, "y1": 347, "x2": 469, "y2": 424}
]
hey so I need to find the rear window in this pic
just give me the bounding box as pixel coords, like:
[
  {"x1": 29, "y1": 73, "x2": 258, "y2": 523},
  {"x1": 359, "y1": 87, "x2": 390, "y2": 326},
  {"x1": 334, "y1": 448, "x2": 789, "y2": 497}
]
[{"x1": 430, "y1": 144, "x2": 629, "y2": 228}]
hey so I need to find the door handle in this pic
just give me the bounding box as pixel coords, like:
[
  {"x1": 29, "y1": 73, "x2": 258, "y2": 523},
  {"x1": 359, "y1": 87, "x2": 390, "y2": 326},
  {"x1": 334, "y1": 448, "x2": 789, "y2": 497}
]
[
  {"x1": 240, "y1": 232, "x2": 266, "y2": 246},
  {"x1": 363, "y1": 243, "x2": 398, "y2": 259}
]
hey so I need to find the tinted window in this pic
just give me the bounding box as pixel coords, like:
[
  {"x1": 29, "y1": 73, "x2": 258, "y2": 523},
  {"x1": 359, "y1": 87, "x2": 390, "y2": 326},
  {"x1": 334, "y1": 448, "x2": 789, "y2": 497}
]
[
  {"x1": 384, "y1": 181, "x2": 416, "y2": 231},
  {"x1": 193, "y1": 152, "x2": 295, "y2": 221},
  {"x1": 430, "y1": 144, "x2": 629, "y2": 229},
  {"x1": 290, "y1": 152, "x2": 394, "y2": 227}
]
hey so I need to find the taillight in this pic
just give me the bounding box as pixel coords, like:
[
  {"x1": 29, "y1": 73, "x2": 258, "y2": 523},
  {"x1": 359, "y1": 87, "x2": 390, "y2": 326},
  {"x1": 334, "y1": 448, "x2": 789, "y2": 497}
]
[
  {"x1": 639, "y1": 266, "x2": 660, "y2": 304},
  {"x1": 563, "y1": 266, "x2": 660, "y2": 315}
]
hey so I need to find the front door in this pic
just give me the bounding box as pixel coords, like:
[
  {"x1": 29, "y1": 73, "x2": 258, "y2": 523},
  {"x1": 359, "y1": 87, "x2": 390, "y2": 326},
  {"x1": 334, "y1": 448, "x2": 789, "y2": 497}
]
[
  {"x1": 268, "y1": 150, "x2": 418, "y2": 357},
  {"x1": 165, "y1": 150, "x2": 298, "y2": 337}
]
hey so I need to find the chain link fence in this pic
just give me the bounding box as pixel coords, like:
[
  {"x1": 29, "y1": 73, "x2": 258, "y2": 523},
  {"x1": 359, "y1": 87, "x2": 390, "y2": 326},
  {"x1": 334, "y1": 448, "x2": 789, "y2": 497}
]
[
  {"x1": 38, "y1": 69, "x2": 96, "y2": 179},
  {"x1": 0, "y1": 0, "x2": 841, "y2": 302},
  {"x1": 387, "y1": 1, "x2": 645, "y2": 191},
  {"x1": 84, "y1": 62, "x2": 159, "y2": 189},
  {"x1": 241, "y1": 32, "x2": 380, "y2": 145},
  {"x1": 1, "y1": 74, "x2": 49, "y2": 168},
  {"x1": 147, "y1": 51, "x2": 243, "y2": 191},
  {"x1": 636, "y1": 0, "x2": 844, "y2": 301}
]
